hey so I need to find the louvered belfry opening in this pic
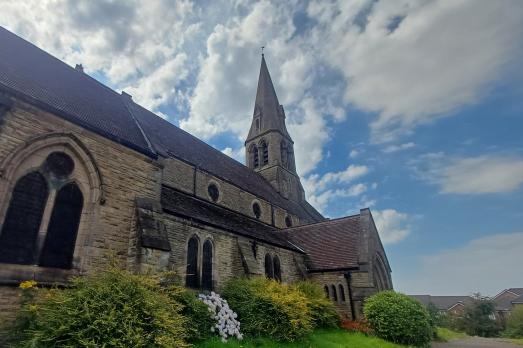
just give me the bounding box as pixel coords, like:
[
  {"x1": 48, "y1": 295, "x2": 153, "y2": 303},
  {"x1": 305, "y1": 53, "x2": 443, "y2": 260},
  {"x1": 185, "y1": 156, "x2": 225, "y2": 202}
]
[
  {"x1": 253, "y1": 145, "x2": 259, "y2": 168},
  {"x1": 39, "y1": 182, "x2": 83, "y2": 269},
  {"x1": 186, "y1": 236, "x2": 200, "y2": 288},
  {"x1": 0, "y1": 172, "x2": 49, "y2": 265},
  {"x1": 201, "y1": 240, "x2": 213, "y2": 291},
  {"x1": 261, "y1": 141, "x2": 268, "y2": 165}
]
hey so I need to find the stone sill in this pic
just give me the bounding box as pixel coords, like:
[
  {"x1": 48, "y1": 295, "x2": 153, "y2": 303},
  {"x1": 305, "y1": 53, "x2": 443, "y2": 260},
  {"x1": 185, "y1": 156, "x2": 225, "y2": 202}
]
[{"x1": 0, "y1": 263, "x2": 79, "y2": 287}]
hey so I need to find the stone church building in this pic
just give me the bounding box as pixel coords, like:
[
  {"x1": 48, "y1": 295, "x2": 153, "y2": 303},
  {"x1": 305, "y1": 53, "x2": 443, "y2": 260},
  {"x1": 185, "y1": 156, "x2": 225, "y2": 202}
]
[{"x1": 0, "y1": 26, "x2": 392, "y2": 321}]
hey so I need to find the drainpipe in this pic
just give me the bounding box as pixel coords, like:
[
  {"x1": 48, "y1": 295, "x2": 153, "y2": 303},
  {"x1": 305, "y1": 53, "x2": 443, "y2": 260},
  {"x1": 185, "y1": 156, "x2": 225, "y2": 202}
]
[{"x1": 344, "y1": 271, "x2": 356, "y2": 320}]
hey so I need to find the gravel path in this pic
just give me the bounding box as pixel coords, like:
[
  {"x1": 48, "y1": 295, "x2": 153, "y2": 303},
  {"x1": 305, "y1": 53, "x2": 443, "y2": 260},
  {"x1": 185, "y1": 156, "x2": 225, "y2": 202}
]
[{"x1": 432, "y1": 337, "x2": 520, "y2": 348}]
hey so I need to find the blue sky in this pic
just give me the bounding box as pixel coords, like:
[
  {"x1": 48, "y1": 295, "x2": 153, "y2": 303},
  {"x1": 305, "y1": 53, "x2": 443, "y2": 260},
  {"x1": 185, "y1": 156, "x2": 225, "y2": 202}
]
[{"x1": 3, "y1": 0, "x2": 523, "y2": 296}]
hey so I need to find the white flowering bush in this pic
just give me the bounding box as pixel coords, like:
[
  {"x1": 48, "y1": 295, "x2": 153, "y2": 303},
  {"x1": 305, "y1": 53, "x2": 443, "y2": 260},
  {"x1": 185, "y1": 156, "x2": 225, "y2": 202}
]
[{"x1": 199, "y1": 292, "x2": 243, "y2": 342}]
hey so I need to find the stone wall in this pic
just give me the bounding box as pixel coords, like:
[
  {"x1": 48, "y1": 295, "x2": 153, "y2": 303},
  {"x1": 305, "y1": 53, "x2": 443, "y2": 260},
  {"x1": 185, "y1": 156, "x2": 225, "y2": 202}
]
[
  {"x1": 160, "y1": 213, "x2": 305, "y2": 291},
  {"x1": 161, "y1": 156, "x2": 301, "y2": 228},
  {"x1": 309, "y1": 272, "x2": 354, "y2": 320},
  {"x1": 0, "y1": 99, "x2": 161, "y2": 321}
]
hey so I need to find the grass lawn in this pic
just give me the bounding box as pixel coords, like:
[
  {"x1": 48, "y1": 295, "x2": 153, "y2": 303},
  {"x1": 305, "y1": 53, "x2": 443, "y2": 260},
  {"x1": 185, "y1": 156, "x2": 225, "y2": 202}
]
[
  {"x1": 504, "y1": 338, "x2": 523, "y2": 346},
  {"x1": 194, "y1": 329, "x2": 407, "y2": 348},
  {"x1": 436, "y1": 327, "x2": 469, "y2": 342}
]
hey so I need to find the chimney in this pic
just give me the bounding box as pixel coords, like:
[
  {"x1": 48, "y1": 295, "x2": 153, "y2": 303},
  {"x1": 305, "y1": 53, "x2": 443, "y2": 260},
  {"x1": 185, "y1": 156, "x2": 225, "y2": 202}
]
[{"x1": 75, "y1": 64, "x2": 84, "y2": 73}]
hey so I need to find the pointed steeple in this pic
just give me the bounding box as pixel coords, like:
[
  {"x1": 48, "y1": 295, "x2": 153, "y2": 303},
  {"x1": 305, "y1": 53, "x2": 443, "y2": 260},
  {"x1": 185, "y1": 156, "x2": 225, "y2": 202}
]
[{"x1": 246, "y1": 55, "x2": 292, "y2": 142}]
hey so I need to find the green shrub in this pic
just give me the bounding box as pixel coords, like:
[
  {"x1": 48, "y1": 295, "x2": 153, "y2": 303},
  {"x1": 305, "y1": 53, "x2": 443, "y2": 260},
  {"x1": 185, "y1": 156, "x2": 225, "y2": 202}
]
[
  {"x1": 293, "y1": 281, "x2": 340, "y2": 328},
  {"x1": 364, "y1": 291, "x2": 432, "y2": 347},
  {"x1": 222, "y1": 277, "x2": 312, "y2": 341},
  {"x1": 505, "y1": 306, "x2": 523, "y2": 338},
  {"x1": 165, "y1": 287, "x2": 215, "y2": 342},
  {"x1": 8, "y1": 268, "x2": 188, "y2": 348}
]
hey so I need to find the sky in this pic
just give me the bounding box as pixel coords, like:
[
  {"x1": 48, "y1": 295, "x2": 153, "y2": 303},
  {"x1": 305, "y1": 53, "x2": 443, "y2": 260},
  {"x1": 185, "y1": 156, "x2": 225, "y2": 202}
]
[{"x1": 2, "y1": 0, "x2": 523, "y2": 297}]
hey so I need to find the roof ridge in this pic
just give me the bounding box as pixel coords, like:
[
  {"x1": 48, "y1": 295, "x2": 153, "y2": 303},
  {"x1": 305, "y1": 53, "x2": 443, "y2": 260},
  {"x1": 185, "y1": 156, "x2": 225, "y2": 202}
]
[{"x1": 281, "y1": 213, "x2": 361, "y2": 231}]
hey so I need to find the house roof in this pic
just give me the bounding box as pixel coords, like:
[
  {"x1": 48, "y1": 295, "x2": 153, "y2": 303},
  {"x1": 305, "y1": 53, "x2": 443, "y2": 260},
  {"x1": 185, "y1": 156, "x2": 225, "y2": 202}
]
[
  {"x1": 0, "y1": 26, "x2": 323, "y2": 224},
  {"x1": 494, "y1": 288, "x2": 523, "y2": 310},
  {"x1": 281, "y1": 215, "x2": 362, "y2": 271},
  {"x1": 512, "y1": 294, "x2": 523, "y2": 304},
  {"x1": 161, "y1": 185, "x2": 300, "y2": 252},
  {"x1": 409, "y1": 295, "x2": 473, "y2": 310}
]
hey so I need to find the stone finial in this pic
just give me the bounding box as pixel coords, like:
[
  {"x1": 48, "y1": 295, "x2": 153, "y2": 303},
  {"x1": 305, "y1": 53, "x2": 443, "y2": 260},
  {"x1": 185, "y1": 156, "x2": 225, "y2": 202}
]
[{"x1": 74, "y1": 64, "x2": 84, "y2": 73}]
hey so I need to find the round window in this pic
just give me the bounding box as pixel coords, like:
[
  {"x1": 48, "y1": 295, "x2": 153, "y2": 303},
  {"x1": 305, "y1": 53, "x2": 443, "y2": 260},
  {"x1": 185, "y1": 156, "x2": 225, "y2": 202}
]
[
  {"x1": 285, "y1": 216, "x2": 292, "y2": 227},
  {"x1": 208, "y1": 183, "x2": 219, "y2": 202},
  {"x1": 252, "y1": 202, "x2": 261, "y2": 219},
  {"x1": 43, "y1": 152, "x2": 74, "y2": 179}
]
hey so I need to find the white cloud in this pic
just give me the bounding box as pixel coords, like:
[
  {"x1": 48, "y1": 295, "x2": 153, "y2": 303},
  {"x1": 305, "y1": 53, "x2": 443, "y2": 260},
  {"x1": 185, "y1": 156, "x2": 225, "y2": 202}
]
[
  {"x1": 1, "y1": 0, "x2": 199, "y2": 116},
  {"x1": 382, "y1": 142, "x2": 415, "y2": 153},
  {"x1": 302, "y1": 164, "x2": 370, "y2": 213},
  {"x1": 396, "y1": 233, "x2": 523, "y2": 296},
  {"x1": 349, "y1": 149, "x2": 359, "y2": 158},
  {"x1": 415, "y1": 154, "x2": 523, "y2": 194},
  {"x1": 373, "y1": 209, "x2": 411, "y2": 244},
  {"x1": 303, "y1": 164, "x2": 369, "y2": 194},
  {"x1": 308, "y1": 0, "x2": 523, "y2": 143},
  {"x1": 221, "y1": 146, "x2": 244, "y2": 163}
]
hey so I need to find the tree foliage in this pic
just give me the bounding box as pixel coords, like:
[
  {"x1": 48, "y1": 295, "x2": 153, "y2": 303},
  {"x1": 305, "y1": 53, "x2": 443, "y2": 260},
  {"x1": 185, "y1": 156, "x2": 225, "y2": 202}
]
[
  {"x1": 505, "y1": 306, "x2": 523, "y2": 338},
  {"x1": 454, "y1": 293, "x2": 501, "y2": 337}
]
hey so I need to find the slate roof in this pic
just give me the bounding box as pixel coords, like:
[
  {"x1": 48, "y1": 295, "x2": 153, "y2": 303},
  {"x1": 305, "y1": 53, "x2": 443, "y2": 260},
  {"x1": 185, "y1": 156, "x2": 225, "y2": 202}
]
[
  {"x1": 281, "y1": 215, "x2": 362, "y2": 271},
  {"x1": 409, "y1": 295, "x2": 473, "y2": 310},
  {"x1": 513, "y1": 295, "x2": 523, "y2": 304},
  {"x1": 161, "y1": 186, "x2": 300, "y2": 251},
  {"x1": 0, "y1": 27, "x2": 154, "y2": 157},
  {"x1": 494, "y1": 288, "x2": 523, "y2": 311},
  {"x1": 0, "y1": 26, "x2": 323, "y2": 224}
]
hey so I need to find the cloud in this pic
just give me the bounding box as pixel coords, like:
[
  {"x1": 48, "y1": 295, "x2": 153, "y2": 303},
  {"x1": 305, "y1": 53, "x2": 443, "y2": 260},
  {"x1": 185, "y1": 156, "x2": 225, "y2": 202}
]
[
  {"x1": 303, "y1": 164, "x2": 369, "y2": 194},
  {"x1": 414, "y1": 154, "x2": 523, "y2": 194},
  {"x1": 180, "y1": 1, "x2": 346, "y2": 176},
  {"x1": 221, "y1": 146, "x2": 244, "y2": 162},
  {"x1": 382, "y1": 142, "x2": 415, "y2": 153},
  {"x1": 396, "y1": 233, "x2": 523, "y2": 296},
  {"x1": 1, "y1": 0, "x2": 199, "y2": 115},
  {"x1": 302, "y1": 164, "x2": 370, "y2": 213},
  {"x1": 349, "y1": 149, "x2": 359, "y2": 158},
  {"x1": 373, "y1": 209, "x2": 411, "y2": 244},
  {"x1": 308, "y1": 0, "x2": 523, "y2": 142}
]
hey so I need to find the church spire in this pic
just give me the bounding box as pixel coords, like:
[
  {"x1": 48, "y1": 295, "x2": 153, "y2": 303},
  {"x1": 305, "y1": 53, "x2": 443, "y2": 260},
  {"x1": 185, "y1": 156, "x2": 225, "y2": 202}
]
[
  {"x1": 245, "y1": 54, "x2": 304, "y2": 203},
  {"x1": 246, "y1": 55, "x2": 292, "y2": 142}
]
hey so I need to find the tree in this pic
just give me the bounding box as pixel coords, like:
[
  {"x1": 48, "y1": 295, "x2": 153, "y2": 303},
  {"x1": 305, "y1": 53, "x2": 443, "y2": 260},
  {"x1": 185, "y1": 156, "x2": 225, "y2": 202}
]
[{"x1": 455, "y1": 293, "x2": 501, "y2": 337}]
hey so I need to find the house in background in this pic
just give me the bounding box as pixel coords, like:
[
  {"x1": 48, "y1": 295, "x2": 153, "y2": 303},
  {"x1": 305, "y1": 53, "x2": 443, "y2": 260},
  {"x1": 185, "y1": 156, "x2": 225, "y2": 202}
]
[
  {"x1": 409, "y1": 295, "x2": 473, "y2": 315},
  {"x1": 494, "y1": 288, "x2": 523, "y2": 321}
]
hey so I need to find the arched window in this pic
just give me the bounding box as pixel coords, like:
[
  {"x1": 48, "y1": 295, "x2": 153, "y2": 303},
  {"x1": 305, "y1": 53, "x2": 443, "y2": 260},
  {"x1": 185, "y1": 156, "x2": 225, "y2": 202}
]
[
  {"x1": 201, "y1": 240, "x2": 213, "y2": 291},
  {"x1": 252, "y1": 145, "x2": 259, "y2": 168},
  {"x1": 324, "y1": 285, "x2": 330, "y2": 299},
  {"x1": 264, "y1": 253, "x2": 274, "y2": 279},
  {"x1": 285, "y1": 216, "x2": 292, "y2": 227},
  {"x1": 207, "y1": 183, "x2": 219, "y2": 202},
  {"x1": 0, "y1": 172, "x2": 48, "y2": 265},
  {"x1": 186, "y1": 236, "x2": 199, "y2": 288},
  {"x1": 39, "y1": 183, "x2": 83, "y2": 269},
  {"x1": 338, "y1": 284, "x2": 346, "y2": 302},
  {"x1": 252, "y1": 202, "x2": 261, "y2": 219},
  {"x1": 260, "y1": 141, "x2": 268, "y2": 165},
  {"x1": 273, "y1": 255, "x2": 281, "y2": 282},
  {"x1": 331, "y1": 284, "x2": 338, "y2": 302}
]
